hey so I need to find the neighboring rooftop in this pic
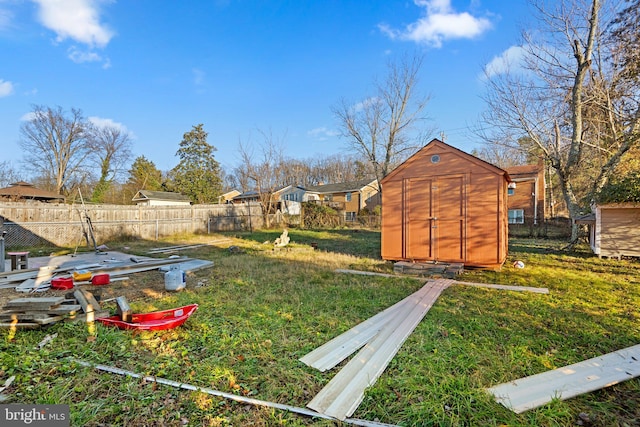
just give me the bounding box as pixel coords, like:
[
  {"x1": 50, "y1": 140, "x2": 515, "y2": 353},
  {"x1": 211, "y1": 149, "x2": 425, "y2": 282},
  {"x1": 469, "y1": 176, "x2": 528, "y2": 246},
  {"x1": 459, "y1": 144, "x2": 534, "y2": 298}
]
[
  {"x1": 132, "y1": 190, "x2": 191, "y2": 203},
  {"x1": 0, "y1": 181, "x2": 65, "y2": 202},
  {"x1": 303, "y1": 178, "x2": 378, "y2": 194}
]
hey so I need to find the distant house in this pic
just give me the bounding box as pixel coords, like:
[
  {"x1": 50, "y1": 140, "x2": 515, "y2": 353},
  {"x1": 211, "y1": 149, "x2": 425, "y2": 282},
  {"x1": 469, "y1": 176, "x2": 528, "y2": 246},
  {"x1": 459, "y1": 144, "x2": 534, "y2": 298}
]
[
  {"x1": 283, "y1": 179, "x2": 380, "y2": 221},
  {"x1": 0, "y1": 181, "x2": 65, "y2": 203},
  {"x1": 132, "y1": 190, "x2": 191, "y2": 206},
  {"x1": 504, "y1": 164, "x2": 545, "y2": 225},
  {"x1": 218, "y1": 190, "x2": 241, "y2": 204},
  {"x1": 576, "y1": 203, "x2": 640, "y2": 259},
  {"x1": 232, "y1": 186, "x2": 292, "y2": 205}
]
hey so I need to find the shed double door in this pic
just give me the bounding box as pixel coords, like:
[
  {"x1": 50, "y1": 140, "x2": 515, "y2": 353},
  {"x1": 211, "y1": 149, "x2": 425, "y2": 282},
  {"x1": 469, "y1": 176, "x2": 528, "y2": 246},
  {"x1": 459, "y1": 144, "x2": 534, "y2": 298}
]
[{"x1": 403, "y1": 175, "x2": 466, "y2": 262}]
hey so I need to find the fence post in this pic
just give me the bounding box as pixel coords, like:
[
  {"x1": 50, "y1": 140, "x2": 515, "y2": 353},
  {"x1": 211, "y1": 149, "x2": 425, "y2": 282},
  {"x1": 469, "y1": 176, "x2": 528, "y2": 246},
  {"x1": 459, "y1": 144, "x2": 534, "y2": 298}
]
[{"x1": 0, "y1": 230, "x2": 6, "y2": 273}]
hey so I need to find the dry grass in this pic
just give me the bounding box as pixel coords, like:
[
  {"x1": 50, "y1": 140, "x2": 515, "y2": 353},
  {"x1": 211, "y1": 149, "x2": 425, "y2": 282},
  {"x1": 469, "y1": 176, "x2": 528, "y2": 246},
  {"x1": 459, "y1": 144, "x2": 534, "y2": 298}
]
[{"x1": 1, "y1": 231, "x2": 639, "y2": 426}]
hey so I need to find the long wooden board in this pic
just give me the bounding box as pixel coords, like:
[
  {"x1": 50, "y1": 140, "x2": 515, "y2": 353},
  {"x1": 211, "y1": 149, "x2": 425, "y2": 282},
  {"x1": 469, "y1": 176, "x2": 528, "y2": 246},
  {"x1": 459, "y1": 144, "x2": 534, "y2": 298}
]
[
  {"x1": 4, "y1": 297, "x2": 64, "y2": 310},
  {"x1": 300, "y1": 290, "x2": 421, "y2": 372},
  {"x1": 454, "y1": 280, "x2": 549, "y2": 294},
  {"x1": 487, "y1": 343, "x2": 640, "y2": 413},
  {"x1": 307, "y1": 279, "x2": 453, "y2": 420}
]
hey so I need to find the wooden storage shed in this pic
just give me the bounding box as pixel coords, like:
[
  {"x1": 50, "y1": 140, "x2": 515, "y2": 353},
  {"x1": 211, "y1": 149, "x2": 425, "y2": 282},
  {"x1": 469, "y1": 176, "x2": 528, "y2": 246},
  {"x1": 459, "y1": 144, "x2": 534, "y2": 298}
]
[
  {"x1": 381, "y1": 139, "x2": 511, "y2": 269},
  {"x1": 582, "y1": 203, "x2": 640, "y2": 259}
]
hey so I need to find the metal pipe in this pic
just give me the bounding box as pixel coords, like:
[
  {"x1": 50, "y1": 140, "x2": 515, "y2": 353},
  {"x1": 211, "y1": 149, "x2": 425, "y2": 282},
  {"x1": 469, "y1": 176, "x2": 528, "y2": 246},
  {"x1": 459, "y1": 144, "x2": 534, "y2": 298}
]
[{"x1": 69, "y1": 359, "x2": 397, "y2": 427}]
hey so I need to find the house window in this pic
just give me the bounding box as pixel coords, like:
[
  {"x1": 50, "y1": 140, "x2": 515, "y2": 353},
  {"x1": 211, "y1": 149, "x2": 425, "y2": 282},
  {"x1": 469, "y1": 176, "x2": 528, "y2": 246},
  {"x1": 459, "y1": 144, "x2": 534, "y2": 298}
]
[
  {"x1": 345, "y1": 192, "x2": 352, "y2": 202},
  {"x1": 508, "y1": 209, "x2": 524, "y2": 224},
  {"x1": 508, "y1": 188, "x2": 515, "y2": 196},
  {"x1": 345, "y1": 212, "x2": 356, "y2": 222}
]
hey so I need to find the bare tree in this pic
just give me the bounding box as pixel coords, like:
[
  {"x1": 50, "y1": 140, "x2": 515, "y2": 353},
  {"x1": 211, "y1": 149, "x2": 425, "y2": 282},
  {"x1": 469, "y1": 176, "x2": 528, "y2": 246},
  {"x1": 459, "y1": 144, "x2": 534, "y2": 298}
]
[
  {"x1": 333, "y1": 54, "x2": 432, "y2": 189},
  {"x1": 87, "y1": 123, "x2": 133, "y2": 203},
  {"x1": 235, "y1": 129, "x2": 288, "y2": 228},
  {"x1": 19, "y1": 105, "x2": 90, "y2": 195},
  {"x1": 480, "y1": 0, "x2": 639, "y2": 242},
  {"x1": 0, "y1": 161, "x2": 23, "y2": 188}
]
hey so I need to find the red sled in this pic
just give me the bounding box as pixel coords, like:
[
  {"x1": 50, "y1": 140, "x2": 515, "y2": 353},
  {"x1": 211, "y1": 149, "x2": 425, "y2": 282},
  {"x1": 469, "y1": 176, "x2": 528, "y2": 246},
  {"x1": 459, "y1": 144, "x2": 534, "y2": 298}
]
[{"x1": 97, "y1": 304, "x2": 198, "y2": 331}]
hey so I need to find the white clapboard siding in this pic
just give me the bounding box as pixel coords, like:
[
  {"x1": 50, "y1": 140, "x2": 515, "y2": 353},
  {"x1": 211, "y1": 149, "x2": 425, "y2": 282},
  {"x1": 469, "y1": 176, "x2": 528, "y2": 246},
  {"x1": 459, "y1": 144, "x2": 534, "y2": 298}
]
[
  {"x1": 307, "y1": 279, "x2": 453, "y2": 420},
  {"x1": 487, "y1": 343, "x2": 640, "y2": 413},
  {"x1": 299, "y1": 286, "x2": 429, "y2": 372}
]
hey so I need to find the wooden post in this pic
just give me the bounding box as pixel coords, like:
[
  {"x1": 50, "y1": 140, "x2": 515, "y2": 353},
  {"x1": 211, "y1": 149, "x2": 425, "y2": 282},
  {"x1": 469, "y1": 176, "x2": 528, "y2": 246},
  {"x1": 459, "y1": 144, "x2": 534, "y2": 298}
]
[{"x1": 115, "y1": 296, "x2": 131, "y2": 322}]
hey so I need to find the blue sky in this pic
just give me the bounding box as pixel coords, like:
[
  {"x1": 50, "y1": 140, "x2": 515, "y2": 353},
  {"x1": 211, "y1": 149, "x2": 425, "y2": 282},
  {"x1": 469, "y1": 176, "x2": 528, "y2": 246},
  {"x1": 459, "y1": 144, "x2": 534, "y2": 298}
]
[{"x1": 0, "y1": 0, "x2": 528, "y2": 174}]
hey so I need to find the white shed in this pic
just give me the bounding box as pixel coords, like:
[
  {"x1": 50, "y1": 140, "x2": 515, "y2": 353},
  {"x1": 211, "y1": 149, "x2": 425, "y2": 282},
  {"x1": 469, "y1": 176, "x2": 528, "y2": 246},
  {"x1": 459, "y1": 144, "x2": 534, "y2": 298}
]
[{"x1": 132, "y1": 190, "x2": 192, "y2": 206}]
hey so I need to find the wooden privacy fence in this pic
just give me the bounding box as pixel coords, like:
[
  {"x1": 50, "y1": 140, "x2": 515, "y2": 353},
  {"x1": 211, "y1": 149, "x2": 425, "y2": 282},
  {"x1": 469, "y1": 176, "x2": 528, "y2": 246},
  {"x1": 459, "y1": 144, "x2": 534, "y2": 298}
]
[{"x1": 0, "y1": 202, "x2": 264, "y2": 248}]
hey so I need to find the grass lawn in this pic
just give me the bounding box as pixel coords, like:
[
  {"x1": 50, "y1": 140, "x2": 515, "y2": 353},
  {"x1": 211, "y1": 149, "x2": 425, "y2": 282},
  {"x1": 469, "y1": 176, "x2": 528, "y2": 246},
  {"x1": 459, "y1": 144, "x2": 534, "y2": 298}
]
[{"x1": 1, "y1": 229, "x2": 639, "y2": 426}]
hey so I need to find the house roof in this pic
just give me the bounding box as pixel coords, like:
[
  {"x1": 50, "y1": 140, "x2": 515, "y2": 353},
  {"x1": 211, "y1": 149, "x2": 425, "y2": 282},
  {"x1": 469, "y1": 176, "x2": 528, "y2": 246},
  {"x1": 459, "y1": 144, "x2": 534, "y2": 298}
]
[
  {"x1": 234, "y1": 185, "x2": 292, "y2": 200},
  {"x1": 302, "y1": 178, "x2": 378, "y2": 194},
  {"x1": 381, "y1": 139, "x2": 511, "y2": 184},
  {"x1": 574, "y1": 212, "x2": 596, "y2": 224},
  {"x1": 221, "y1": 190, "x2": 241, "y2": 198},
  {"x1": 0, "y1": 181, "x2": 65, "y2": 201},
  {"x1": 505, "y1": 164, "x2": 541, "y2": 178},
  {"x1": 132, "y1": 190, "x2": 191, "y2": 202}
]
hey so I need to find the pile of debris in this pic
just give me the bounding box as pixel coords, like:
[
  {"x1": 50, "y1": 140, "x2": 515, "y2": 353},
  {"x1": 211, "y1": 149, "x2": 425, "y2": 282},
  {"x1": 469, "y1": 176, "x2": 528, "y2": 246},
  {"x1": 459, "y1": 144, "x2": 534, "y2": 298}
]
[
  {"x1": 0, "y1": 249, "x2": 214, "y2": 328},
  {"x1": 0, "y1": 251, "x2": 213, "y2": 293},
  {"x1": 0, "y1": 289, "x2": 107, "y2": 329}
]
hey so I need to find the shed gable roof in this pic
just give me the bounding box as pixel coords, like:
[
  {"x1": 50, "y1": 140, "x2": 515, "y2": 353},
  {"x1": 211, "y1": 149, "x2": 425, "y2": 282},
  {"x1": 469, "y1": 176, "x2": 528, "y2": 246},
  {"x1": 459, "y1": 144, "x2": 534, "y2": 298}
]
[{"x1": 381, "y1": 139, "x2": 511, "y2": 184}]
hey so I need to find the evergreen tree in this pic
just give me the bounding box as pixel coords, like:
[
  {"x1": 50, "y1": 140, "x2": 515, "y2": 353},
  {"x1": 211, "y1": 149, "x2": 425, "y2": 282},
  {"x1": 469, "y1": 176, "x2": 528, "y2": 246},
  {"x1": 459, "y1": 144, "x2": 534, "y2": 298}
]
[{"x1": 171, "y1": 124, "x2": 222, "y2": 204}]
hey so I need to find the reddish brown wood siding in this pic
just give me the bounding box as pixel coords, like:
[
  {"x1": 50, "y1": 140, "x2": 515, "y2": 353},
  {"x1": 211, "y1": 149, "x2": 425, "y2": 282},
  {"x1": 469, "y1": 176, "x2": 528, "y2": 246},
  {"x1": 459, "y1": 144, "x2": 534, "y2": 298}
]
[{"x1": 381, "y1": 139, "x2": 509, "y2": 268}]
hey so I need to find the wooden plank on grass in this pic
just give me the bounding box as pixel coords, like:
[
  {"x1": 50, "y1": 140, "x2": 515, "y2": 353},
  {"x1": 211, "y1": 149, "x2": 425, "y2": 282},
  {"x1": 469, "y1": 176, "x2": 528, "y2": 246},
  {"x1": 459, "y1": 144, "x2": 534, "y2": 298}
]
[
  {"x1": 19, "y1": 305, "x2": 82, "y2": 315},
  {"x1": 454, "y1": 280, "x2": 549, "y2": 294},
  {"x1": 487, "y1": 343, "x2": 640, "y2": 413},
  {"x1": 300, "y1": 283, "x2": 434, "y2": 372},
  {"x1": 0, "y1": 321, "x2": 41, "y2": 329},
  {"x1": 307, "y1": 279, "x2": 453, "y2": 420},
  {"x1": 334, "y1": 269, "x2": 406, "y2": 279},
  {"x1": 74, "y1": 289, "x2": 101, "y2": 314},
  {"x1": 4, "y1": 297, "x2": 64, "y2": 310},
  {"x1": 299, "y1": 298, "x2": 405, "y2": 372},
  {"x1": 0, "y1": 313, "x2": 50, "y2": 321}
]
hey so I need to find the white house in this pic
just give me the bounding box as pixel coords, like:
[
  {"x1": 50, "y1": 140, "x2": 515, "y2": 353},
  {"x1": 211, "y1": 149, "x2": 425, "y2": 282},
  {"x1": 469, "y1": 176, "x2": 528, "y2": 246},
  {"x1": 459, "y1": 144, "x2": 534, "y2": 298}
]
[{"x1": 132, "y1": 190, "x2": 192, "y2": 206}]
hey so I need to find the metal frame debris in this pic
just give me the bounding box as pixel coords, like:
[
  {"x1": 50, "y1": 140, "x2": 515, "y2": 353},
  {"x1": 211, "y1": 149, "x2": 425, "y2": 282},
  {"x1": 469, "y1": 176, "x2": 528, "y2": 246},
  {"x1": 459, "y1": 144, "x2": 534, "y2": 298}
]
[{"x1": 71, "y1": 359, "x2": 398, "y2": 427}]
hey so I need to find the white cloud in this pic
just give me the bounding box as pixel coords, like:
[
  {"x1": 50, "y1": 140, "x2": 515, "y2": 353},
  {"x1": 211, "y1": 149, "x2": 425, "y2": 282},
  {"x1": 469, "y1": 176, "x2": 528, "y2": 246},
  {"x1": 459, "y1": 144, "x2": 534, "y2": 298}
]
[
  {"x1": 483, "y1": 45, "x2": 526, "y2": 78},
  {"x1": 307, "y1": 127, "x2": 339, "y2": 140},
  {"x1": 379, "y1": 0, "x2": 492, "y2": 48},
  {"x1": 352, "y1": 96, "x2": 381, "y2": 113},
  {"x1": 20, "y1": 111, "x2": 36, "y2": 121},
  {"x1": 0, "y1": 8, "x2": 13, "y2": 30},
  {"x1": 68, "y1": 45, "x2": 103, "y2": 63},
  {"x1": 0, "y1": 79, "x2": 14, "y2": 97},
  {"x1": 32, "y1": 0, "x2": 114, "y2": 48},
  {"x1": 89, "y1": 116, "x2": 128, "y2": 132},
  {"x1": 193, "y1": 68, "x2": 205, "y2": 86}
]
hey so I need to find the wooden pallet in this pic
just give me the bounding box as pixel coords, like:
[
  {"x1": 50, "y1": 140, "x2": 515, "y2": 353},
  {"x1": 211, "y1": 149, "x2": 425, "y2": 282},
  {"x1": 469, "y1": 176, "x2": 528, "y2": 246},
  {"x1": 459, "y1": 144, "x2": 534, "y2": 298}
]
[{"x1": 393, "y1": 261, "x2": 464, "y2": 278}]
